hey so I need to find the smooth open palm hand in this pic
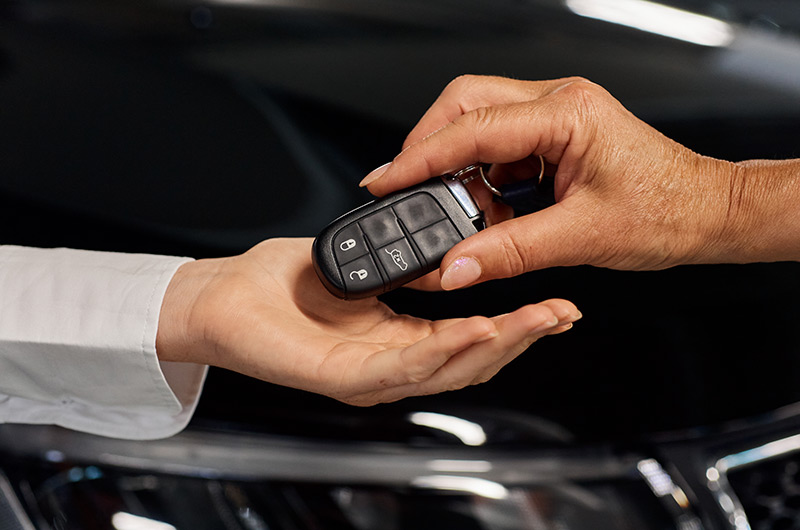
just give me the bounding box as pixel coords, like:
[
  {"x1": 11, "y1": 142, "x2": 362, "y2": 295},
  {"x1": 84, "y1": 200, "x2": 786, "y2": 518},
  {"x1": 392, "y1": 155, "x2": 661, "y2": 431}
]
[{"x1": 158, "y1": 238, "x2": 580, "y2": 405}]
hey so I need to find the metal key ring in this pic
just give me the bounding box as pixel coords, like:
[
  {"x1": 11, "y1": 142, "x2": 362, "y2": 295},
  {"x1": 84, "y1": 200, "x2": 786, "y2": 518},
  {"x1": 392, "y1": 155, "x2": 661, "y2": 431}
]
[{"x1": 453, "y1": 155, "x2": 546, "y2": 197}]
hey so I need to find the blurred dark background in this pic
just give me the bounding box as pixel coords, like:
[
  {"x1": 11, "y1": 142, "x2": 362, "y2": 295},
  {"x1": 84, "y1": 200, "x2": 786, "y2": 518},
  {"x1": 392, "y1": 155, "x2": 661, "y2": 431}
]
[{"x1": 2, "y1": 0, "x2": 800, "y2": 445}]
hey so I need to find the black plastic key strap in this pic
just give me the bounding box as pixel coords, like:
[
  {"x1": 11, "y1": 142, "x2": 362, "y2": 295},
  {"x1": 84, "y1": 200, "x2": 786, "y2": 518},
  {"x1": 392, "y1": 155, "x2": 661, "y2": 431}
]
[
  {"x1": 497, "y1": 176, "x2": 556, "y2": 215},
  {"x1": 454, "y1": 161, "x2": 556, "y2": 216}
]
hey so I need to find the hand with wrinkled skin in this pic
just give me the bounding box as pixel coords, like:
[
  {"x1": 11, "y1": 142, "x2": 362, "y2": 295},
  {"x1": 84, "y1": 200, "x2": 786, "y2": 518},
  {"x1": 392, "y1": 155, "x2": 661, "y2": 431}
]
[
  {"x1": 156, "y1": 238, "x2": 580, "y2": 406},
  {"x1": 362, "y1": 75, "x2": 800, "y2": 291}
]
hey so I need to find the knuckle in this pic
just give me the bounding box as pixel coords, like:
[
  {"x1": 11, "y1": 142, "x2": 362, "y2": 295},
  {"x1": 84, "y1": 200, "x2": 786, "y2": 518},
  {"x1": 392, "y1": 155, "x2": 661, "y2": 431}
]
[
  {"x1": 415, "y1": 146, "x2": 440, "y2": 180},
  {"x1": 549, "y1": 78, "x2": 613, "y2": 153},
  {"x1": 453, "y1": 106, "x2": 494, "y2": 158},
  {"x1": 562, "y1": 82, "x2": 597, "y2": 107},
  {"x1": 495, "y1": 230, "x2": 529, "y2": 278},
  {"x1": 561, "y1": 75, "x2": 594, "y2": 87},
  {"x1": 445, "y1": 74, "x2": 485, "y2": 95},
  {"x1": 555, "y1": 78, "x2": 607, "y2": 120},
  {"x1": 458, "y1": 104, "x2": 493, "y2": 134},
  {"x1": 470, "y1": 105, "x2": 494, "y2": 132}
]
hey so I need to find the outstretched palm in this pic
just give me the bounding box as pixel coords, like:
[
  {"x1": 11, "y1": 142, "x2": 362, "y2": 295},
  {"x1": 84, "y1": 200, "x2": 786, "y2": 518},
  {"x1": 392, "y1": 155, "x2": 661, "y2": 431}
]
[{"x1": 162, "y1": 238, "x2": 580, "y2": 405}]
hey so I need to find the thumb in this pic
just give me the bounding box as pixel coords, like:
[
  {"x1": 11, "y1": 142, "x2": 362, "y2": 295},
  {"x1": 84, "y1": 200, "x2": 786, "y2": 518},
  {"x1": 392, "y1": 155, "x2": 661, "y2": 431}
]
[{"x1": 439, "y1": 202, "x2": 594, "y2": 290}]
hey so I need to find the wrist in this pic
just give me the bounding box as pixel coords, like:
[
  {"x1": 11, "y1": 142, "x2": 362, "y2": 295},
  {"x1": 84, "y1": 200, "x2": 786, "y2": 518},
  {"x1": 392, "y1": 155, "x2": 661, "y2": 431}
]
[
  {"x1": 156, "y1": 258, "x2": 222, "y2": 364},
  {"x1": 711, "y1": 158, "x2": 800, "y2": 264}
]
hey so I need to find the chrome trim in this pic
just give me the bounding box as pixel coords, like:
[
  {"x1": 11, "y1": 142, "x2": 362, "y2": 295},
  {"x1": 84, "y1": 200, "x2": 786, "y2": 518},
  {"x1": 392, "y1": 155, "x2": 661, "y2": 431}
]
[
  {"x1": 0, "y1": 425, "x2": 638, "y2": 485},
  {"x1": 717, "y1": 434, "x2": 800, "y2": 471},
  {"x1": 705, "y1": 433, "x2": 800, "y2": 530},
  {"x1": 0, "y1": 472, "x2": 36, "y2": 530},
  {"x1": 442, "y1": 176, "x2": 480, "y2": 219}
]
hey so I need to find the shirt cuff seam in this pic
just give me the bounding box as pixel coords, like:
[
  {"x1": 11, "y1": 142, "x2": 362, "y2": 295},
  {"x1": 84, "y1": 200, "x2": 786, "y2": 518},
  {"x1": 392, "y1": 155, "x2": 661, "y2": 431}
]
[{"x1": 139, "y1": 258, "x2": 194, "y2": 413}]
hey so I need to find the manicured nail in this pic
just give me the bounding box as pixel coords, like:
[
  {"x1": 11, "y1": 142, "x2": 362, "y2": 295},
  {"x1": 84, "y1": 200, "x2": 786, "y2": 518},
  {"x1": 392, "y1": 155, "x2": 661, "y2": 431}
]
[
  {"x1": 531, "y1": 315, "x2": 559, "y2": 333},
  {"x1": 562, "y1": 310, "x2": 582, "y2": 325},
  {"x1": 475, "y1": 329, "x2": 500, "y2": 342},
  {"x1": 359, "y1": 162, "x2": 391, "y2": 187},
  {"x1": 440, "y1": 257, "x2": 481, "y2": 290}
]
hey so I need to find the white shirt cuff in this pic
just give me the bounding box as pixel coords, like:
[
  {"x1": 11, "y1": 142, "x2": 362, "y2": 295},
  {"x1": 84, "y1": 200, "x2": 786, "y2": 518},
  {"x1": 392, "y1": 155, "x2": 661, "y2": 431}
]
[{"x1": 0, "y1": 246, "x2": 208, "y2": 440}]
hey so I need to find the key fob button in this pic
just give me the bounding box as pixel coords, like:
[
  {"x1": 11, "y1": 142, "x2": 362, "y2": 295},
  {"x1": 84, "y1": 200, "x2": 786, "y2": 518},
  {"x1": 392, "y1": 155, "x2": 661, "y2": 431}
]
[
  {"x1": 340, "y1": 255, "x2": 383, "y2": 296},
  {"x1": 312, "y1": 175, "x2": 486, "y2": 299},
  {"x1": 412, "y1": 219, "x2": 463, "y2": 265},
  {"x1": 333, "y1": 224, "x2": 368, "y2": 265},
  {"x1": 359, "y1": 208, "x2": 403, "y2": 248},
  {"x1": 376, "y1": 238, "x2": 420, "y2": 287},
  {"x1": 393, "y1": 193, "x2": 446, "y2": 233}
]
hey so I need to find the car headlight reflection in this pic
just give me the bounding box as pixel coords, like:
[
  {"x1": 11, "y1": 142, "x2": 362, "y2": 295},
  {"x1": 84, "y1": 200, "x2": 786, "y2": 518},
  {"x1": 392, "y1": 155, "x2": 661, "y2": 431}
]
[
  {"x1": 111, "y1": 512, "x2": 176, "y2": 530},
  {"x1": 0, "y1": 425, "x2": 697, "y2": 530}
]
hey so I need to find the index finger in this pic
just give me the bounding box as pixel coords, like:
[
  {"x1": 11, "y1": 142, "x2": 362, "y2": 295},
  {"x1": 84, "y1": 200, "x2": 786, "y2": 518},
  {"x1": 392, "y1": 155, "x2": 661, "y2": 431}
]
[
  {"x1": 402, "y1": 75, "x2": 579, "y2": 149},
  {"x1": 365, "y1": 94, "x2": 580, "y2": 197}
]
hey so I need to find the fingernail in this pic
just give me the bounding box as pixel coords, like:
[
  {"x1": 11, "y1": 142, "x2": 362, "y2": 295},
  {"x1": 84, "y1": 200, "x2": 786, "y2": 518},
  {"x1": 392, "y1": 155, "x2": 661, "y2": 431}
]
[
  {"x1": 531, "y1": 315, "x2": 559, "y2": 333},
  {"x1": 566, "y1": 310, "x2": 583, "y2": 324},
  {"x1": 359, "y1": 162, "x2": 391, "y2": 187},
  {"x1": 440, "y1": 257, "x2": 481, "y2": 290},
  {"x1": 475, "y1": 328, "x2": 500, "y2": 343}
]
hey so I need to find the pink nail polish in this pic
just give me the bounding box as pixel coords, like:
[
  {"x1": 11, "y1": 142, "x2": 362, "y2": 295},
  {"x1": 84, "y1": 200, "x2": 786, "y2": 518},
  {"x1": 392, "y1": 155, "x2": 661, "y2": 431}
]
[
  {"x1": 440, "y1": 257, "x2": 481, "y2": 290},
  {"x1": 359, "y1": 162, "x2": 391, "y2": 187}
]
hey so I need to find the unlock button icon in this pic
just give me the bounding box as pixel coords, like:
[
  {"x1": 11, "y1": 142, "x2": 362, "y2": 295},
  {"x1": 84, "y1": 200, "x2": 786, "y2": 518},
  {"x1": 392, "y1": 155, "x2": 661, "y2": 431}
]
[
  {"x1": 349, "y1": 269, "x2": 368, "y2": 281},
  {"x1": 339, "y1": 255, "x2": 381, "y2": 297}
]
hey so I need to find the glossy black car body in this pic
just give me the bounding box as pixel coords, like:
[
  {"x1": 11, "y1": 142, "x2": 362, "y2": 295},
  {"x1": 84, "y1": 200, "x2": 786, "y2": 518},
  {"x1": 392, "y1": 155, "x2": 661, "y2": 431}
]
[{"x1": 2, "y1": 1, "x2": 800, "y2": 528}]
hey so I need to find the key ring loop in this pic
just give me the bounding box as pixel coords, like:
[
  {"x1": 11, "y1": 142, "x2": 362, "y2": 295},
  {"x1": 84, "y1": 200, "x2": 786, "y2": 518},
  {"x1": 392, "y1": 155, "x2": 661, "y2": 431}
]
[{"x1": 453, "y1": 155, "x2": 545, "y2": 197}]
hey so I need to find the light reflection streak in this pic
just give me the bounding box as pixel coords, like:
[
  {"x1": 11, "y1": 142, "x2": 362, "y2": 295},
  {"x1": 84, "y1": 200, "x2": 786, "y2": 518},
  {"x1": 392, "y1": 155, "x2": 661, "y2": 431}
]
[
  {"x1": 111, "y1": 512, "x2": 176, "y2": 530},
  {"x1": 409, "y1": 412, "x2": 487, "y2": 446},
  {"x1": 427, "y1": 459, "x2": 493, "y2": 473},
  {"x1": 565, "y1": 0, "x2": 734, "y2": 47},
  {"x1": 411, "y1": 475, "x2": 509, "y2": 500},
  {"x1": 637, "y1": 459, "x2": 690, "y2": 509}
]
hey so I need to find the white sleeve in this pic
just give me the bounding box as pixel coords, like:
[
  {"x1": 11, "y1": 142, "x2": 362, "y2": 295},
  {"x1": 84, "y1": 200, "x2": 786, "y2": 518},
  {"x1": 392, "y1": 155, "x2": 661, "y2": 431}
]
[{"x1": 0, "y1": 245, "x2": 208, "y2": 440}]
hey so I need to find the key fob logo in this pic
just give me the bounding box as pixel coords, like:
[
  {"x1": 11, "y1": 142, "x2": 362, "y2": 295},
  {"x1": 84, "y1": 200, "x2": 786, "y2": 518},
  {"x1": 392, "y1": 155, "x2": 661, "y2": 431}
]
[
  {"x1": 385, "y1": 248, "x2": 408, "y2": 271},
  {"x1": 349, "y1": 269, "x2": 369, "y2": 281},
  {"x1": 340, "y1": 238, "x2": 357, "y2": 252}
]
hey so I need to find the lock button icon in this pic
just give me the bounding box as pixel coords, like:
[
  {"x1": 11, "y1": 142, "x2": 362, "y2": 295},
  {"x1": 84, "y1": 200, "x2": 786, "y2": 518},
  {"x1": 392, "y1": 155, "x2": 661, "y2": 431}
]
[{"x1": 333, "y1": 227, "x2": 368, "y2": 266}]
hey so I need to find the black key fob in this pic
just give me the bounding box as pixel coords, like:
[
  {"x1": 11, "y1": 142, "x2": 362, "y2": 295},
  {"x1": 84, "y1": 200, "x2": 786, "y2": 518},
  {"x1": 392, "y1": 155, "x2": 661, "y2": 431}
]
[{"x1": 312, "y1": 176, "x2": 485, "y2": 300}]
